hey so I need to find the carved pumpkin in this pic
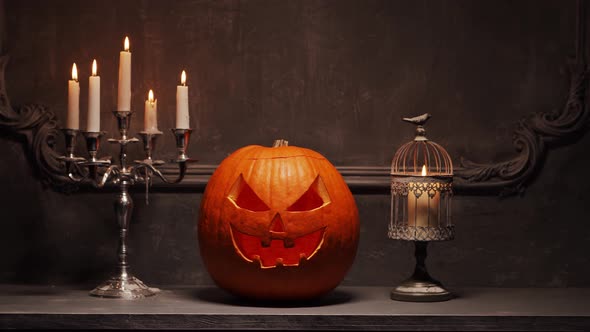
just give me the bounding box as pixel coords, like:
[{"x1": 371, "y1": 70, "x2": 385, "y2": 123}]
[{"x1": 198, "y1": 140, "x2": 359, "y2": 300}]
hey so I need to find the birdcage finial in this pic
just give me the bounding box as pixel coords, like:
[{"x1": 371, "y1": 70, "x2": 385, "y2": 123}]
[{"x1": 402, "y1": 113, "x2": 431, "y2": 141}]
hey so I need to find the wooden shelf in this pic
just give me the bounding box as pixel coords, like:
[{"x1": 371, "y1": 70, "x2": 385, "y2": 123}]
[{"x1": 1, "y1": 285, "x2": 589, "y2": 331}]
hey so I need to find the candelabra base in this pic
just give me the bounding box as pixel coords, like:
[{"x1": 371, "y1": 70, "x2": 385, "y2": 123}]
[
  {"x1": 390, "y1": 277, "x2": 452, "y2": 302},
  {"x1": 89, "y1": 275, "x2": 160, "y2": 300}
]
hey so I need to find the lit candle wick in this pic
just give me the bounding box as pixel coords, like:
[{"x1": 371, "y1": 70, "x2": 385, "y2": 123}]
[
  {"x1": 148, "y1": 89, "x2": 155, "y2": 104},
  {"x1": 71, "y1": 63, "x2": 78, "y2": 81},
  {"x1": 181, "y1": 70, "x2": 187, "y2": 86}
]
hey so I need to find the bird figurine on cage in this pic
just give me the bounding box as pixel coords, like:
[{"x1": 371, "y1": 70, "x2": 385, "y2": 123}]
[{"x1": 402, "y1": 113, "x2": 431, "y2": 125}]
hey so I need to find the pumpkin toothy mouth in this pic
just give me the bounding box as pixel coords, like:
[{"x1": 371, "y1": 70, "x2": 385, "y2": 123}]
[{"x1": 230, "y1": 225, "x2": 326, "y2": 269}]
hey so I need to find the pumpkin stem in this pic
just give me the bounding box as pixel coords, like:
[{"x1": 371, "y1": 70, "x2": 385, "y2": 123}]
[{"x1": 272, "y1": 139, "x2": 289, "y2": 147}]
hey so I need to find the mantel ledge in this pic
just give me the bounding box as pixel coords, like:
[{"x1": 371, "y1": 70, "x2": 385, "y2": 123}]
[{"x1": 1, "y1": 285, "x2": 589, "y2": 331}]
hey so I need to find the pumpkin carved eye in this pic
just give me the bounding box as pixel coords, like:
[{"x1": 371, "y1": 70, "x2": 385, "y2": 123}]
[
  {"x1": 228, "y1": 174, "x2": 270, "y2": 212},
  {"x1": 287, "y1": 176, "x2": 331, "y2": 212}
]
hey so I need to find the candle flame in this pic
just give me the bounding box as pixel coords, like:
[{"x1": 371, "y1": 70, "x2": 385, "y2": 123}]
[
  {"x1": 92, "y1": 59, "x2": 97, "y2": 76},
  {"x1": 181, "y1": 70, "x2": 186, "y2": 85},
  {"x1": 124, "y1": 36, "x2": 130, "y2": 51},
  {"x1": 71, "y1": 63, "x2": 78, "y2": 81},
  {"x1": 421, "y1": 164, "x2": 427, "y2": 176},
  {"x1": 148, "y1": 89, "x2": 154, "y2": 103}
]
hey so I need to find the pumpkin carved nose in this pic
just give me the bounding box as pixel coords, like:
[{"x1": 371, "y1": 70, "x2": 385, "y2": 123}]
[
  {"x1": 268, "y1": 214, "x2": 294, "y2": 248},
  {"x1": 270, "y1": 214, "x2": 285, "y2": 233}
]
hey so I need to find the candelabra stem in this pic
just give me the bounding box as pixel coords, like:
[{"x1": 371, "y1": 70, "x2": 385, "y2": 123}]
[
  {"x1": 120, "y1": 141, "x2": 128, "y2": 171},
  {"x1": 390, "y1": 241, "x2": 452, "y2": 302},
  {"x1": 89, "y1": 179, "x2": 159, "y2": 299},
  {"x1": 116, "y1": 180, "x2": 132, "y2": 278}
]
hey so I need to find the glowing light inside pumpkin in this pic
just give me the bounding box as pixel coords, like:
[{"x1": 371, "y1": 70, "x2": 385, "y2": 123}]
[
  {"x1": 421, "y1": 164, "x2": 427, "y2": 176},
  {"x1": 286, "y1": 176, "x2": 329, "y2": 211},
  {"x1": 228, "y1": 175, "x2": 270, "y2": 212},
  {"x1": 228, "y1": 174, "x2": 332, "y2": 268},
  {"x1": 231, "y1": 224, "x2": 325, "y2": 269},
  {"x1": 270, "y1": 214, "x2": 285, "y2": 232}
]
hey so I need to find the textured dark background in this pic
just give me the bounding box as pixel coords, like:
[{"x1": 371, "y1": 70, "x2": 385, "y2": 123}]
[{"x1": 1, "y1": 0, "x2": 589, "y2": 289}]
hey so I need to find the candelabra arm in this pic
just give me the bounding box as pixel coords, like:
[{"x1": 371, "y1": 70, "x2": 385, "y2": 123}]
[
  {"x1": 135, "y1": 161, "x2": 187, "y2": 184},
  {"x1": 66, "y1": 163, "x2": 119, "y2": 188},
  {"x1": 95, "y1": 165, "x2": 119, "y2": 188},
  {"x1": 67, "y1": 162, "x2": 88, "y2": 182}
]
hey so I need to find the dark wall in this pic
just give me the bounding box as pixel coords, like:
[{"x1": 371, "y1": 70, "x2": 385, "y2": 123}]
[{"x1": 1, "y1": 0, "x2": 589, "y2": 288}]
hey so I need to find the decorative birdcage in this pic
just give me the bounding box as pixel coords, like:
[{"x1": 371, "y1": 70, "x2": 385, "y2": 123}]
[
  {"x1": 389, "y1": 113, "x2": 454, "y2": 302},
  {"x1": 389, "y1": 113, "x2": 454, "y2": 241}
]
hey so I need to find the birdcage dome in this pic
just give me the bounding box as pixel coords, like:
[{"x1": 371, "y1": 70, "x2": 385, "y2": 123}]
[
  {"x1": 391, "y1": 114, "x2": 453, "y2": 177},
  {"x1": 391, "y1": 139, "x2": 453, "y2": 176}
]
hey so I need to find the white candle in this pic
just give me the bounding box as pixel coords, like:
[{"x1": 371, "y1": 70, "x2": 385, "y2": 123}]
[
  {"x1": 144, "y1": 89, "x2": 159, "y2": 132},
  {"x1": 117, "y1": 36, "x2": 131, "y2": 112},
  {"x1": 87, "y1": 59, "x2": 101, "y2": 132},
  {"x1": 176, "y1": 70, "x2": 190, "y2": 129},
  {"x1": 407, "y1": 165, "x2": 440, "y2": 227},
  {"x1": 67, "y1": 63, "x2": 80, "y2": 129}
]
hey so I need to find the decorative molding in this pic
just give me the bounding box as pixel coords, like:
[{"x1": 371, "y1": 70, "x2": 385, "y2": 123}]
[
  {"x1": 154, "y1": 164, "x2": 392, "y2": 193},
  {"x1": 0, "y1": 55, "x2": 73, "y2": 191},
  {"x1": 453, "y1": 0, "x2": 589, "y2": 196},
  {"x1": 0, "y1": 1, "x2": 587, "y2": 196},
  {"x1": 454, "y1": 62, "x2": 588, "y2": 195}
]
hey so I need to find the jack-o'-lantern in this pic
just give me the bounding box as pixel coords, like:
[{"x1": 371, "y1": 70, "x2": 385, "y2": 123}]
[{"x1": 198, "y1": 139, "x2": 359, "y2": 301}]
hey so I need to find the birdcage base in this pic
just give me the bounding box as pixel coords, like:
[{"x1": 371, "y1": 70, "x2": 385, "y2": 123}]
[
  {"x1": 391, "y1": 277, "x2": 453, "y2": 302},
  {"x1": 391, "y1": 241, "x2": 453, "y2": 302}
]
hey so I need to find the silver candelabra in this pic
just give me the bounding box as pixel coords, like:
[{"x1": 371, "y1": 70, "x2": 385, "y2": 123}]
[{"x1": 59, "y1": 110, "x2": 194, "y2": 299}]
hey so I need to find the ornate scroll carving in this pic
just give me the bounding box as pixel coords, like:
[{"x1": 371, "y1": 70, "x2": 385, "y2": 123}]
[
  {"x1": 454, "y1": 0, "x2": 588, "y2": 196},
  {"x1": 0, "y1": 55, "x2": 70, "y2": 189}
]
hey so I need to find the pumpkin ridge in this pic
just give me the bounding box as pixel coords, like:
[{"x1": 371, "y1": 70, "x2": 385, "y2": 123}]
[
  {"x1": 243, "y1": 145, "x2": 265, "y2": 188},
  {"x1": 244, "y1": 155, "x2": 325, "y2": 160}
]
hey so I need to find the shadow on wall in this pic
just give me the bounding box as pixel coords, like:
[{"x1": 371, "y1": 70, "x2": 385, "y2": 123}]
[{"x1": 0, "y1": 135, "x2": 115, "y2": 285}]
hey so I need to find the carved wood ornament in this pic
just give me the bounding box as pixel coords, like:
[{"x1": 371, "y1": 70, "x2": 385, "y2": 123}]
[
  {"x1": 455, "y1": 0, "x2": 589, "y2": 196},
  {"x1": 0, "y1": 55, "x2": 73, "y2": 190},
  {"x1": 0, "y1": 1, "x2": 588, "y2": 196}
]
